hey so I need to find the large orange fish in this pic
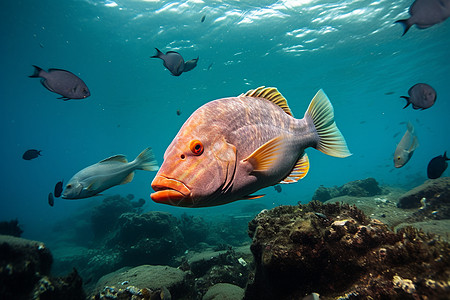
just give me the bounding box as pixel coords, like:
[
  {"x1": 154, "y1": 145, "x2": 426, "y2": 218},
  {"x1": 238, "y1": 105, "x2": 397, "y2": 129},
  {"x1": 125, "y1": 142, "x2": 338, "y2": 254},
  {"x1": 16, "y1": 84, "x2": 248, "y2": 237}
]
[{"x1": 151, "y1": 87, "x2": 351, "y2": 207}]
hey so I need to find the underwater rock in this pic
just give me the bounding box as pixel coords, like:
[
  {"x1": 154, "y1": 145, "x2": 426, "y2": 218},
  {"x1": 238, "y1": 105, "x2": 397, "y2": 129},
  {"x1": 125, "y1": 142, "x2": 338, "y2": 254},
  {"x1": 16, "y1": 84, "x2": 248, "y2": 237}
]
[
  {"x1": 312, "y1": 177, "x2": 384, "y2": 202},
  {"x1": 202, "y1": 283, "x2": 244, "y2": 300},
  {"x1": 0, "y1": 219, "x2": 23, "y2": 237},
  {"x1": 91, "y1": 194, "x2": 144, "y2": 239},
  {"x1": 179, "y1": 213, "x2": 210, "y2": 248},
  {"x1": 397, "y1": 177, "x2": 450, "y2": 209},
  {"x1": 181, "y1": 247, "x2": 252, "y2": 295},
  {"x1": 245, "y1": 201, "x2": 450, "y2": 299},
  {"x1": 92, "y1": 265, "x2": 193, "y2": 299},
  {"x1": 0, "y1": 235, "x2": 85, "y2": 300},
  {"x1": 106, "y1": 211, "x2": 185, "y2": 266}
]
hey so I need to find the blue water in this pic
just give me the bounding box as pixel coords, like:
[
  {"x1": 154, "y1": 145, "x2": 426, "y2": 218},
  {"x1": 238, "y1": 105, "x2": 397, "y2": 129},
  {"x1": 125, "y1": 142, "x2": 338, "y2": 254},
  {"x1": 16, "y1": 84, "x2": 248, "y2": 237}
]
[{"x1": 0, "y1": 0, "x2": 449, "y2": 245}]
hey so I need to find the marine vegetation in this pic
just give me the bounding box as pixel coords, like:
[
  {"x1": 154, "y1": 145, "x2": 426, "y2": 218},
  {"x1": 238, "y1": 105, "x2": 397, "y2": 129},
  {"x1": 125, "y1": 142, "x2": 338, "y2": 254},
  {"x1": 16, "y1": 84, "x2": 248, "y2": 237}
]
[{"x1": 245, "y1": 201, "x2": 450, "y2": 299}]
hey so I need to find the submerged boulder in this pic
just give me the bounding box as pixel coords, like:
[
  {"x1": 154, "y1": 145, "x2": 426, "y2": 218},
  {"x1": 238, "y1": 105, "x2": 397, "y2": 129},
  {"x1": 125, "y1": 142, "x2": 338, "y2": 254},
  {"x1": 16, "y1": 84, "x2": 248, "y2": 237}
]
[
  {"x1": 397, "y1": 177, "x2": 450, "y2": 210},
  {"x1": 0, "y1": 235, "x2": 85, "y2": 300},
  {"x1": 312, "y1": 177, "x2": 384, "y2": 202},
  {"x1": 245, "y1": 202, "x2": 450, "y2": 299}
]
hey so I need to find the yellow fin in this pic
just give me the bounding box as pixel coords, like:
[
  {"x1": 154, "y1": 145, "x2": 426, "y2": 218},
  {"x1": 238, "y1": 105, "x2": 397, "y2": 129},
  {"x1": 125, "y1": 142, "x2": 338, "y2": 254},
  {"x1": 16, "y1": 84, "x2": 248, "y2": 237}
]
[
  {"x1": 120, "y1": 172, "x2": 134, "y2": 185},
  {"x1": 241, "y1": 194, "x2": 265, "y2": 200},
  {"x1": 306, "y1": 89, "x2": 351, "y2": 158},
  {"x1": 99, "y1": 155, "x2": 128, "y2": 164},
  {"x1": 241, "y1": 86, "x2": 293, "y2": 117},
  {"x1": 244, "y1": 136, "x2": 284, "y2": 172},
  {"x1": 280, "y1": 153, "x2": 310, "y2": 183}
]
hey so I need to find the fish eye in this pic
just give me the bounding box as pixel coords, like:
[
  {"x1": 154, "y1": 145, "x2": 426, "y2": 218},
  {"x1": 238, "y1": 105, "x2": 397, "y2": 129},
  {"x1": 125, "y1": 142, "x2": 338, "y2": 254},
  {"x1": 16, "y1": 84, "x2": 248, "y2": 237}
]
[
  {"x1": 397, "y1": 157, "x2": 401, "y2": 160},
  {"x1": 189, "y1": 140, "x2": 204, "y2": 155},
  {"x1": 180, "y1": 154, "x2": 186, "y2": 160},
  {"x1": 66, "y1": 184, "x2": 72, "y2": 189}
]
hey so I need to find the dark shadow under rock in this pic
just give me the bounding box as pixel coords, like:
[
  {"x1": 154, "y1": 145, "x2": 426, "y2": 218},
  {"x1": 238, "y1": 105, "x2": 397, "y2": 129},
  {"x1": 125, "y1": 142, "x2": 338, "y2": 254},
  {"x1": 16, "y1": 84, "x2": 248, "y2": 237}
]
[
  {"x1": 245, "y1": 202, "x2": 450, "y2": 300},
  {"x1": 0, "y1": 219, "x2": 23, "y2": 237}
]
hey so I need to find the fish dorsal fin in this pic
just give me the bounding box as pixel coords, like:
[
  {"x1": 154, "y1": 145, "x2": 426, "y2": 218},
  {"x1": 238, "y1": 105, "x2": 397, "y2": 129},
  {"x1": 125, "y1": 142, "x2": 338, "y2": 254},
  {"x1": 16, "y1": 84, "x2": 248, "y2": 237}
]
[
  {"x1": 243, "y1": 136, "x2": 284, "y2": 172},
  {"x1": 99, "y1": 155, "x2": 128, "y2": 164},
  {"x1": 241, "y1": 86, "x2": 293, "y2": 117},
  {"x1": 120, "y1": 172, "x2": 134, "y2": 185},
  {"x1": 280, "y1": 153, "x2": 310, "y2": 184}
]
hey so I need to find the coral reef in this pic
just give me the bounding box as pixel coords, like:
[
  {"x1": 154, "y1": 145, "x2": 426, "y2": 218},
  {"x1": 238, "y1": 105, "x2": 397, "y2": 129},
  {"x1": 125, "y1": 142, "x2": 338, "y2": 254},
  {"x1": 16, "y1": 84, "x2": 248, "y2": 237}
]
[
  {"x1": 397, "y1": 177, "x2": 450, "y2": 210},
  {"x1": 312, "y1": 178, "x2": 385, "y2": 202},
  {"x1": 0, "y1": 219, "x2": 23, "y2": 237},
  {"x1": 245, "y1": 201, "x2": 450, "y2": 300},
  {"x1": 106, "y1": 211, "x2": 185, "y2": 266},
  {"x1": 0, "y1": 235, "x2": 85, "y2": 300},
  {"x1": 91, "y1": 194, "x2": 145, "y2": 239}
]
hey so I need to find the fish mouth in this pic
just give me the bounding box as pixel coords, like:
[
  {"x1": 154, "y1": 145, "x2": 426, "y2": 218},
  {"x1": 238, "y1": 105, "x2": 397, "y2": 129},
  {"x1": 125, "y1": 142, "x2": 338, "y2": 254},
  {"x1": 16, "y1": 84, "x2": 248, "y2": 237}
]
[{"x1": 151, "y1": 175, "x2": 192, "y2": 206}]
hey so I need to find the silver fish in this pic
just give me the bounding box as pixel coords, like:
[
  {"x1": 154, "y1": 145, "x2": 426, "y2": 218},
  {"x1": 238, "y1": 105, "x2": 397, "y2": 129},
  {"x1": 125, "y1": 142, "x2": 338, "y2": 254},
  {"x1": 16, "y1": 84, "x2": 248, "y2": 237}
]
[
  {"x1": 63, "y1": 147, "x2": 159, "y2": 199},
  {"x1": 395, "y1": 0, "x2": 450, "y2": 36},
  {"x1": 29, "y1": 65, "x2": 90, "y2": 100},
  {"x1": 394, "y1": 122, "x2": 419, "y2": 168}
]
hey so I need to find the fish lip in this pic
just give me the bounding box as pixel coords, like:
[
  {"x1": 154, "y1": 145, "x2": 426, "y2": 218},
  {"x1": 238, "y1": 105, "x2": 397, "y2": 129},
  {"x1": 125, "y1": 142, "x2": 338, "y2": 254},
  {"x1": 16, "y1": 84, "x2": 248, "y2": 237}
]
[{"x1": 151, "y1": 175, "x2": 192, "y2": 204}]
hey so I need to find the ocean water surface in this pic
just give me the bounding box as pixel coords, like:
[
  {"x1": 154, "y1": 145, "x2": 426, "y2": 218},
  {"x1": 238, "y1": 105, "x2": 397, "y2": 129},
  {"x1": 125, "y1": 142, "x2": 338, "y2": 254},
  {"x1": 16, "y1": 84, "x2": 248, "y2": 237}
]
[{"x1": 0, "y1": 0, "x2": 449, "y2": 246}]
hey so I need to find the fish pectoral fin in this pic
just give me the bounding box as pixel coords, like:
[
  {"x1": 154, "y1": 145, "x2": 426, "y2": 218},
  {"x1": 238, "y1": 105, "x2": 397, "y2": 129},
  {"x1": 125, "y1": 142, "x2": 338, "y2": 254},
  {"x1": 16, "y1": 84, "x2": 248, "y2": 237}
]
[
  {"x1": 243, "y1": 136, "x2": 285, "y2": 172},
  {"x1": 280, "y1": 153, "x2": 310, "y2": 183},
  {"x1": 240, "y1": 194, "x2": 265, "y2": 200},
  {"x1": 408, "y1": 136, "x2": 419, "y2": 152},
  {"x1": 41, "y1": 79, "x2": 55, "y2": 92},
  {"x1": 99, "y1": 154, "x2": 128, "y2": 164},
  {"x1": 87, "y1": 181, "x2": 101, "y2": 191},
  {"x1": 120, "y1": 172, "x2": 134, "y2": 185}
]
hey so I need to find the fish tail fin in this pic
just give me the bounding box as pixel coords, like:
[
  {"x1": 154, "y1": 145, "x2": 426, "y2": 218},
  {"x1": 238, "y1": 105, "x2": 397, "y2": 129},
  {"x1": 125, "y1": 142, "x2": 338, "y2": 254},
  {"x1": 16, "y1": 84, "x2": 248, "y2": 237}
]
[
  {"x1": 400, "y1": 96, "x2": 411, "y2": 109},
  {"x1": 133, "y1": 147, "x2": 159, "y2": 171},
  {"x1": 29, "y1": 65, "x2": 43, "y2": 78},
  {"x1": 305, "y1": 89, "x2": 351, "y2": 158},
  {"x1": 394, "y1": 19, "x2": 411, "y2": 36},
  {"x1": 150, "y1": 48, "x2": 164, "y2": 59}
]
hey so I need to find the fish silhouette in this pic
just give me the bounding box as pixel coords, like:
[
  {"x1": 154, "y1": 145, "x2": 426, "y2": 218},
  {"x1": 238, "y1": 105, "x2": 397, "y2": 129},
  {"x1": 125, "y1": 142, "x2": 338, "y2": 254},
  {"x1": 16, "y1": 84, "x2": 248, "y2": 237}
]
[{"x1": 151, "y1": 48, "x2": 198, "y2": 76}]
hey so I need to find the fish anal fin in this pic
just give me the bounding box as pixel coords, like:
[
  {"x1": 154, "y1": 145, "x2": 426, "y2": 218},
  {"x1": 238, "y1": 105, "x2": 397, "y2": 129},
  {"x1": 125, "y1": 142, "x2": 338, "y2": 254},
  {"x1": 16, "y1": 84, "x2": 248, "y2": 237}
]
[
  {"x1": 99, "y1": 155, "x2": 128, "y2": 164},
  {"x1": 240, "y1": 194, "x2": 265, "y2": 200},
  {"x1": 280, "y1": 153, "x2": 310, "y2": 184},
  {"x1": 121, "y1": 172, "x2": 134, "y2": 185},
  {"x1": 241, "y1": 86, "x2": 294, "y2": 117},
  {"x1": 244, "y1": 136, "x2": 284, "y2": 172}
]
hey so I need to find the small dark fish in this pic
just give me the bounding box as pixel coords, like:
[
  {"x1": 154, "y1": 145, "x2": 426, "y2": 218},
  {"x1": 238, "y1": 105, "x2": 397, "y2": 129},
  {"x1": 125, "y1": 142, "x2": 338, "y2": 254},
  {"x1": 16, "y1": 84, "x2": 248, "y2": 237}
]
[
  {"x1": 393, "y1": 132, "x2": 400, "y2": 138},
  {"x1": 207, "y1": 62, "x2": 214, "y2": 71},
  {"x1": 274, "y1": 185, "x2": 282, "y2": 193},
  {"x1": 176, "y1": 109, "x2": 181, "y2": 116},
  {"x1": 48, "y1": 192, "x2": 54, "y2": 207},
  {"x1": 22, "y1": 149, "x2": 41, "y2": 160},
  {"x1": 395, "y1": 0, "x2": 450, "y2": 36},
  {"x1": 54, "y1": 180, "x2": 63, "y2": 198},
  {"x1": 151, "y1": 48, "x2": 198, "y2": 76},
  {"x1": 384, "y1": 91, "x2": 395, "y2": 95},
  {"x1": 201, "y1": 14, "x2": 206, "y2": 23},
  {"x1": 184, "y1": 57, "x2": 199, "y2": 72},
  {"x1": 39, "y1": 43, "x2": 44, "y2": 48},
  {"x1": 29, "y1": 65, "x2": 90, "y2": 100},
  {"x1": 400, "y1": 83, "x2": 436, "y2": 110},
  {"x1": 359, "y1": 121, "x2": 366, "y2": 124},
  {"x1": 427, "y1": 152, "x2": 449, "y2": 179}
]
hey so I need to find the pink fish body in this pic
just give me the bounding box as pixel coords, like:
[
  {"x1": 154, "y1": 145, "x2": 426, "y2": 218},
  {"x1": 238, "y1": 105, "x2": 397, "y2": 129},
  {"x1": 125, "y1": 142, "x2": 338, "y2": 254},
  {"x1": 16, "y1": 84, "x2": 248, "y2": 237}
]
[{"x1": 151, "y1": 87, "x2": 351, "y2": 207}]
